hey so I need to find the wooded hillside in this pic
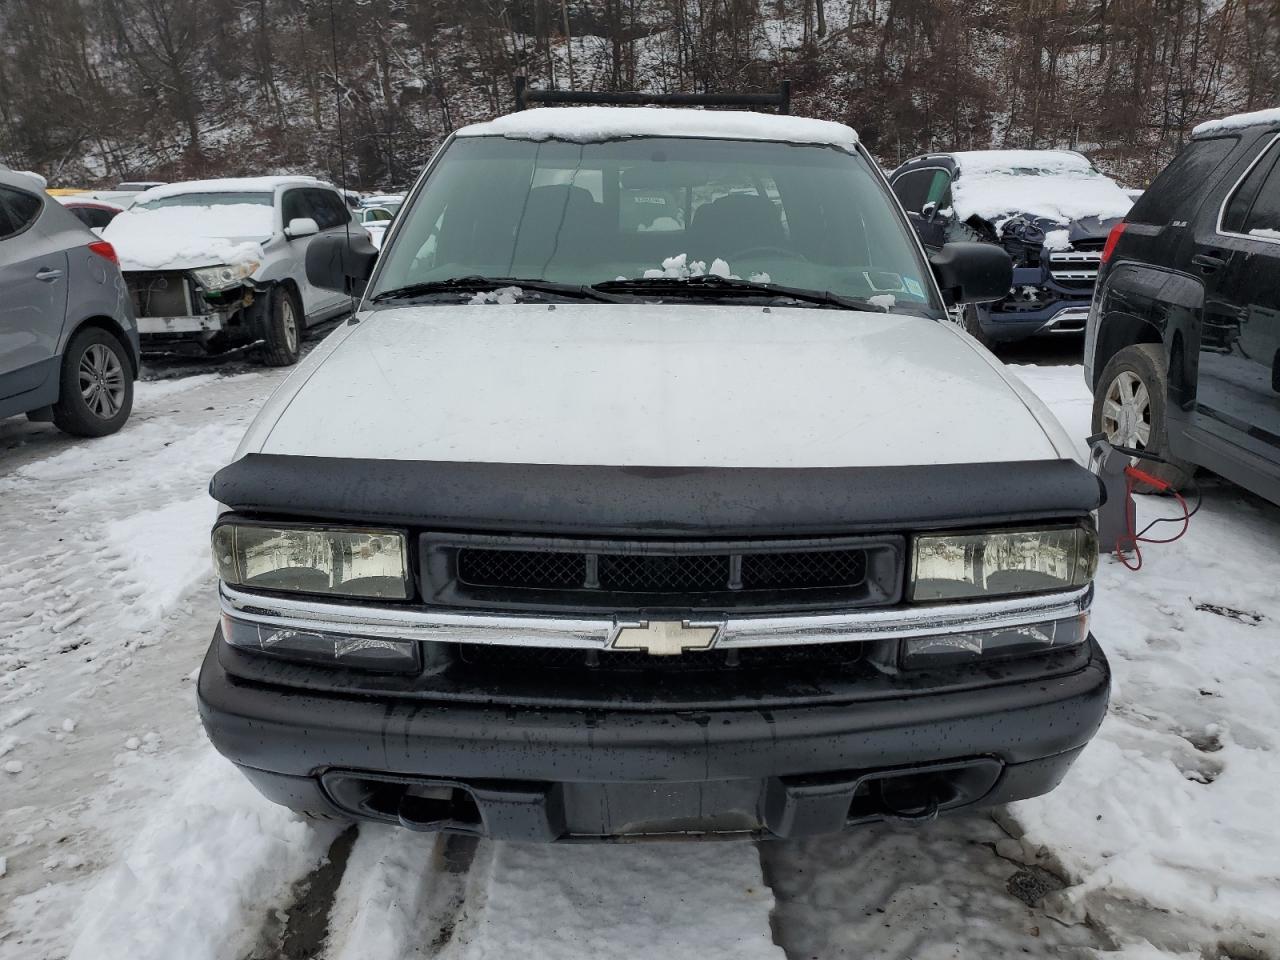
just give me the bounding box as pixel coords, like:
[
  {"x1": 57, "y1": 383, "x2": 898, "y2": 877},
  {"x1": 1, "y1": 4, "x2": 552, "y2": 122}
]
[{"x1": 2, "y1": 0, "x2": 1277, "y2": 189}]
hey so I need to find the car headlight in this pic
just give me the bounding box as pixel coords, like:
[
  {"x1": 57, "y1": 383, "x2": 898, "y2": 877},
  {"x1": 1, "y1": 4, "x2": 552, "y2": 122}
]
[
  {"x1": 909, "y1": 524, "x2": 1097, "y2": 602},
  {"x1": 901, "y1": 613, "x2": 1089, "y2": 668},
  {"x1": 193, "y1": 260, "x2": 260, "y2": 292},
  {"x1": 212, "y1": 522, "x2": 410, "y2": 599}
]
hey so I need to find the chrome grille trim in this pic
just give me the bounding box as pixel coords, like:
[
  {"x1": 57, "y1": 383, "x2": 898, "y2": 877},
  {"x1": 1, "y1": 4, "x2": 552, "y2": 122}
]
[{"x1": 219, "y1": 583, "x2": 1092, "y2": 651}]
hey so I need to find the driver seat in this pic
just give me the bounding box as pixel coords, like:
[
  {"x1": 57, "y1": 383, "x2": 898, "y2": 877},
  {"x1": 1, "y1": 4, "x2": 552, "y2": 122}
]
[{"x1": 688, "y1": 193, "x2": 785, "y2": 263}]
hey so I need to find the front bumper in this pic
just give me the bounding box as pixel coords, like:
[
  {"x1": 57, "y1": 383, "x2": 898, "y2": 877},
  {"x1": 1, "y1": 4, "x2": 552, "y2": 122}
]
[
  {"x1": 137, "y1": 314, "x2": 225, "y2": 336},
  {"x1": 198, "y1": 630, "x2": 1110, "y2": 841}
]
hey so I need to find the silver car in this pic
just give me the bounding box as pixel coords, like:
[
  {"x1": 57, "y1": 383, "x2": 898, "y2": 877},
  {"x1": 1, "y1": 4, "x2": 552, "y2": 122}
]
[
  {"x1": 0, "y1": 169, "x2": 139, "y2": 437},
  {"x1": 103, "y1": 177, "x2": 363, "y2": 366}
]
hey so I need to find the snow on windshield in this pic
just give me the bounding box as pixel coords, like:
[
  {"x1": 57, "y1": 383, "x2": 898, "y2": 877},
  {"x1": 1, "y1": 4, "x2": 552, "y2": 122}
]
[
  {"x1": 949, "y1": 150, "x2": 1133, "y2": 226},
  {"x1": 457, "y1": 106, "x2": 859, "y2": 151},
  {"x1": 102, "y1": 203, "x2": 272, "y2": 270},
  {"x1": 640, "y1": 253, "x2": 772, "y2": 284}
]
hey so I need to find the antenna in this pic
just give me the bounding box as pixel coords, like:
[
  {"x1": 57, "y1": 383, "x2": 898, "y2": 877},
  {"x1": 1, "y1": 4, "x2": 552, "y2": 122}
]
[{"x1": 327, "y1": 0, "x2": 357, "y2": 317}]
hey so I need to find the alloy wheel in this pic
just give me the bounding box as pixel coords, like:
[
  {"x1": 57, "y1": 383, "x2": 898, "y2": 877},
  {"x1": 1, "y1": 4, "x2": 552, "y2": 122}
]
[
  {"x1": 1101, "y1": 369, "x2": 1151, "y2": 449},
  {"x1": 78, "y1": 342, "x2": 126, "y2": 420}
]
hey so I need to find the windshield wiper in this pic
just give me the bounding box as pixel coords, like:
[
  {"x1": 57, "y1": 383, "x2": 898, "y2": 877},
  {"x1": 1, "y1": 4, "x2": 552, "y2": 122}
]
[
  {"x1": 592, "y1": 275, "x2": 891, "y2": 312},
  {"x1": 371, "y1": 276, "x2": 620, "y2": 304}
]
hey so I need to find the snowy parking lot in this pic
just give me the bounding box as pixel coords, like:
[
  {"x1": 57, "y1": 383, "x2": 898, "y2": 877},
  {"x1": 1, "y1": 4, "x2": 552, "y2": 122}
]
[{"x1": 1, "y1": 343, "x2": 1278, "y2": 960}]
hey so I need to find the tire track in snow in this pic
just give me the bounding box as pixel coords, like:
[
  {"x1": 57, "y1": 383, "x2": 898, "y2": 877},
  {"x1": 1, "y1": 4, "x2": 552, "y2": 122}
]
[{"x1": 760, "y1": 815, "x2": 1107, "y2": 959}]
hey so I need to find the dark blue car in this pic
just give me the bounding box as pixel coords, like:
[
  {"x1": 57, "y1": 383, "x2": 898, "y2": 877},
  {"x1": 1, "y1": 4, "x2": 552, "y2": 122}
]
[{"x1": 890, "y1": 150, "x2": 1133, "y2": 345}]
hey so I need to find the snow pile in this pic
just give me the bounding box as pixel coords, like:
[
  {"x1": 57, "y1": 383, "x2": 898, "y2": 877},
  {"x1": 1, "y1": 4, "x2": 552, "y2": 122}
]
[
  {"x1": 458, "y1": 107, "x2": 859, "y2": 151},
  {"x1": 102, "y1": 495, "x2": 219, "y2": 623},
  {"x1": 1192, "y1": 106, "x2": 1280, "y2": 136},
  {"x1": 1042, "y1": 228, "x2": 1072, "y2": 250},
  {"x1": 642, "y1": 252, "x2": 726, "y2": 278},
  {"x1": 950, "y1": 150, "x2": 1133, "y2": 225},
  {"x1": 64, "y1": 750, "x2": 335, "y2": 960},
  {"x1": 1249, "y1": 227, "x2": 1280, "y2": 240},
  {"x1": 1010, "y1": 363, "x2": 1280, "y2": 954},
  {"x1": 467, "y1": 286, "x2": 523, "y2": 305},
  {"x1": 102, "y1": 204, "x2": 269, "y2": 270}
]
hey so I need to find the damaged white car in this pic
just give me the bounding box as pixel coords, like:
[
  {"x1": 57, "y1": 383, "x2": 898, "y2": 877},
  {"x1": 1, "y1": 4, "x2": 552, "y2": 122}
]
[
  {"x1": 201, "y1": 103, "x2": 1110, "y2": 841},
  {"x1": 103, "y1": 177, "x2": 363, "y2": 364}
]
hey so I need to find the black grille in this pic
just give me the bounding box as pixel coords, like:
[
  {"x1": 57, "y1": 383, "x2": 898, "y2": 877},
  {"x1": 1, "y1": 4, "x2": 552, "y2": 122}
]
[
  {"x1": 457, "y1": 641, "x2": 865, "y2": 673},
  {"x1": 457, "y1": 549, "x2": 585, "y2": 589},
  {"x1": 598, "y1": 553, "x2": 729, "y2": 592},
  {"x1": 428, "y1": 534, "x2": 904, "y2": 614},
  {"x1": 741, "y1": 549, "x2": 865, "y2": 589}
]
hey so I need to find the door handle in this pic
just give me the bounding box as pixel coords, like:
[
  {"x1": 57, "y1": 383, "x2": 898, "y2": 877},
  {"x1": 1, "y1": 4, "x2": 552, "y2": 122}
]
[
  {"x1": 35, "y1": 267, "x2": 64, "y2": 282},
  {"x1": 1192, "y1": 252, "x2": 1226, "y2": 273}
]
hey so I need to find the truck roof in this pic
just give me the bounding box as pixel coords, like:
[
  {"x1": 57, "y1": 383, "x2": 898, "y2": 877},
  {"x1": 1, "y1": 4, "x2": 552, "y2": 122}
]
[
  {"x1": 455, "y1": 106, "x2": 859, "y2": 151},
  {"x1": 1193, "y1": 107, "x2": 1280, "y2": 137}
]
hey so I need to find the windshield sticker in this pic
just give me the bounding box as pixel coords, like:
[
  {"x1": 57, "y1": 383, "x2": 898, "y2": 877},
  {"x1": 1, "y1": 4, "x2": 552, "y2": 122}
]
[
  {"x1": 863, "y1": 271, "x2": 906, "y2": 293},
  {"x1": 903, "y1": 276, "x2": 925, "y2": 298}
]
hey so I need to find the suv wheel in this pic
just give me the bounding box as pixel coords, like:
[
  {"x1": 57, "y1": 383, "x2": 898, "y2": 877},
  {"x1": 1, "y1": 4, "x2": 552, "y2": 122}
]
[
  {"x1": 51, "y1": 327, "x2": 134, "y2": 438},
  {"x1": 961, "y1": 303, "x2": 994, "y2": 348},
  {"x1": 1092, "y1": 343, "x2": 1193, "y2": 490},
  {"x1": 258, "y1": 285, "x2": 303, "y2": 367}
]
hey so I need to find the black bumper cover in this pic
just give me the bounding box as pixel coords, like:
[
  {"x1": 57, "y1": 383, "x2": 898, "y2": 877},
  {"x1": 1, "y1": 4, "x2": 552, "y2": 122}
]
[{"x1": 198, "y1": 633, "x2": 1110, "y2": 841}]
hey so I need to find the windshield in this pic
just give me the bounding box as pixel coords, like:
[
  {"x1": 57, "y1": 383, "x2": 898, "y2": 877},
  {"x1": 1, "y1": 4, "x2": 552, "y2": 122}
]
[
  {"x1": 138, "y1": 191, "x2": 273, "y2": 210},
  {"x1": 371, "y1": 136, "x2": 941, "y2": 314}
]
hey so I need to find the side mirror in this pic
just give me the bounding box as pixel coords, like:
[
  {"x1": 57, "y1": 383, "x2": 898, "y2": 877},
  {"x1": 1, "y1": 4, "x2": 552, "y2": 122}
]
[
  {"x1": 305, "y1": 233, "x2": 379, "y2": 295},
  {"x1": 929, "y1": 241, "x2": 1012, "y2": 305},
  {"x1": 285, "y1": 217, "x2": 320, "y2": 240},
  {"x1": 921, "y1": 201, "x2": 939, "y2": 222}
]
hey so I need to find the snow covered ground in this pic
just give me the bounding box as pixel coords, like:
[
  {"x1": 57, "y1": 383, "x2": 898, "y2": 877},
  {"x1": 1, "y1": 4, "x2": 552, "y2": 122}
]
[{"x1": 1, "y1": 351, "x2": 1277, "y2": 959}]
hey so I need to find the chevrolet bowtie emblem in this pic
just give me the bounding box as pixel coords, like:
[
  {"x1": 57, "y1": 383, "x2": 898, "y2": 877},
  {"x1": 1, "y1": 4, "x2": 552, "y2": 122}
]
[{"x1": 612, "y1": 620, "x2": 720, "y2": 656}]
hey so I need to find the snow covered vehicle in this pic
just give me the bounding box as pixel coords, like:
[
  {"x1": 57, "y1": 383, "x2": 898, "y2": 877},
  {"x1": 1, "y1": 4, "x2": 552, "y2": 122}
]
[
  {"x1": 199, "y1": 96, "x2": 1110, "y2": 841},
  {"x1": 102, "y1": 177, "x2": 363, "y2": 365},
  {"x1": 890, "y1": 151, "x2": 1133, "y2": 345}
]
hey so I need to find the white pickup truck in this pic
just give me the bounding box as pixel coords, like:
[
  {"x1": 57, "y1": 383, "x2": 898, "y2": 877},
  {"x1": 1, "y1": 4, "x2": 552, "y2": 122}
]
[{"x1": 199, "y1": 102, "x2": 1108, "y2": 841}]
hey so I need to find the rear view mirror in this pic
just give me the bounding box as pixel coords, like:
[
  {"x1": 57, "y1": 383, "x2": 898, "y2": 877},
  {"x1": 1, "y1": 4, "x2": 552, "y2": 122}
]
[
  {"x1": 929, "y1": 242, "x2": 1012, "y2": 305},
  {"x1": 285, "y1": 217, "x2": 320, "y2": 240},
  {"x1": 921, "y1": 201, "x2": 939, "y2": 222},
  {"x1": 306, "y1": 233, "x2": 378, "y2": 296}
]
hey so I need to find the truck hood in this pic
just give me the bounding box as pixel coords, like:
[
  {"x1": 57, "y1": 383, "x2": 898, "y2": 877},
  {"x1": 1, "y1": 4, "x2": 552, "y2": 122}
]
[{"x1": 246, "y1": 304, "x2": 1068, "y2": 468}]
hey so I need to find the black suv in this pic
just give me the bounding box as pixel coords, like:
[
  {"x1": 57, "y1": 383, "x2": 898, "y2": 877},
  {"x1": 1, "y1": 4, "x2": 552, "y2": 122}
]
[
  {"x1": 891, "y1": 151, "x2": 1133, "y2": 345},
  {"x1": 1085, "y1": 109, "x2": 1280, "y2": 504}
]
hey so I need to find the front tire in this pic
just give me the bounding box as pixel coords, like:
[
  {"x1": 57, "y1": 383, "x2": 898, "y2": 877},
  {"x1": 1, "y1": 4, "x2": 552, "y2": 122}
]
[
  {"x1": 961, "y1": 303, "x2": 994, "y2": 348},
  {"x1": 258, "y1": 285, "x2": 303, "y2": 367},
  {"x1": 51, "y1": 327, "x2": 134, "y2": 438},
  {"x1": 1091, "y1": 343, "x2": 1193, "y2": 490}
]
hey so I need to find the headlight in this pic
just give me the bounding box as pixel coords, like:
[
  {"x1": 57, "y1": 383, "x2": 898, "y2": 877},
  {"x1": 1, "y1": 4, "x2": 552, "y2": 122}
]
[
  {"x1": 220, "y1": 614, "x2": 419, "y2": 673},
  {"x1": 193, "y1": 260, "x2": 260, "y2": 292},
  {"x1": 901, "y1": 613, "x2": 1089, "y2": 668},
  {"x1": 212, "y1": 522, "x2": 409, "y2": 599},
  {"x1": 909, "y1": 525, "x2": 1096, "y2": 602}
]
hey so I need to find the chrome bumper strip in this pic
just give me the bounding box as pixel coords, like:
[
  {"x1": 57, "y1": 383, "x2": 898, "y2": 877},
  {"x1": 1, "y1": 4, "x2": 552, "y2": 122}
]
[{"x1": 220, "y1": 584, "x2": 1092, "y2": 650}]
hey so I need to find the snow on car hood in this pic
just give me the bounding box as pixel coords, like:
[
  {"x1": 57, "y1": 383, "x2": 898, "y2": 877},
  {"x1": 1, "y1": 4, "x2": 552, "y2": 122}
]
[
  {"x1": 243, "y1": 304, "x2": 1070, "y2": 468},
  {"x1": 102, "y1": 204, "x2": 271, "y2": 271},
  {"x1": 950, "y1": 150, "x2": 1132, "y2": 226}
]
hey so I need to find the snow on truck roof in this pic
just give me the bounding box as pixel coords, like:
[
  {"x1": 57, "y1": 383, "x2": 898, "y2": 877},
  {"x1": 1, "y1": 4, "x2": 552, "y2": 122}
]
[
  {"x1": 1193, "y1": 107, "x2": 1280, "y2": 136},
  {"x1": 456, "y1": 107, "x2": 860, "y2": 150},
  {"x1": 134, "y1": 176, "x2": 328, "y2": 203}
]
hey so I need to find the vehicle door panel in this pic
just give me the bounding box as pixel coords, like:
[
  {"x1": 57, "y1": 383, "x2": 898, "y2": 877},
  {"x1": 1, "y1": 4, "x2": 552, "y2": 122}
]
[
  {"x1": 1191, "y1": 135, "x2": 1280, "y2": 463},
  {"x1": 0, "y1": 189, "x2": 70, "y2": 400},
  {"x1": 280, "y1": 188, "x2": 329, "y2": 318},
  {"x1": 305, "y1": 189, "x2": 353, "y2": 316}
]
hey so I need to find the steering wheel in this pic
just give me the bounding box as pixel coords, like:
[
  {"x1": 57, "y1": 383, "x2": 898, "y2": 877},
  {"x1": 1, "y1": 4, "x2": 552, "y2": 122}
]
[{"x1": 726, "y1": 245, "x2": 809, "y2": 264}]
